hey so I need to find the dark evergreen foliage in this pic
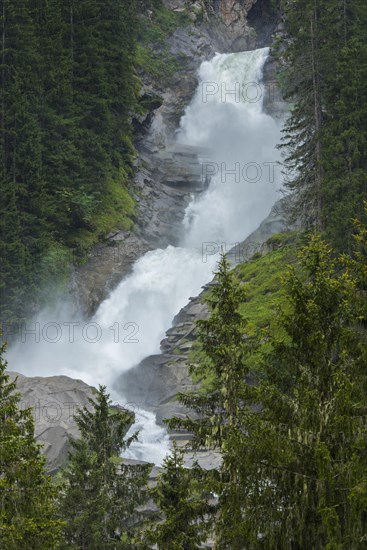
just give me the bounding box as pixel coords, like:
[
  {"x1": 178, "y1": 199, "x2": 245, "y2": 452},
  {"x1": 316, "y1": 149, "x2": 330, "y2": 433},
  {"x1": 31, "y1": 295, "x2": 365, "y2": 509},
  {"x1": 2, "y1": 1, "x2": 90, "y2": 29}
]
[
  {"x1": 146, "y1": 443, "x2": 211, "y2": 549},
  {"x1": 170, "y1": 236, "x2": 367, "y2": 548},
  {"x1": 59, "y1": 385, "x2": 151, "y2": 549},
  {"x1": 0, "y1": 0, "x2": 138, "y2": 323},
  {"x1": 0, "y1": 343, "x2": 63, "y2": 548},
  {"x1": 278, "y1": 0, "x2": 367, "y2": 249},
  {"x1": 167, "y1": 254, "x2": 256, "y2": 548},
  {"x1": 1, "y1": 2, "x2": 367, "y2": 546}
]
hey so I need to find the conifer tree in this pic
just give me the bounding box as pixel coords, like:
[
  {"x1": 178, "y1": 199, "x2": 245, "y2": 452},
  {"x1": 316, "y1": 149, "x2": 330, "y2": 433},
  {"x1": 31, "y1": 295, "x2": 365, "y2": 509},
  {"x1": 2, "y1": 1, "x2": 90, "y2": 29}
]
[
  {"x1": 229, "y1": 235, "x2": 367, "y2": 548},
  {"x1": 0, "y1": 0, "x2": 139, "y2": 321},
  {"x1": 0, "y1": 0, "x2": 46, "y2": 322},
  {"x1": 169, "y1": 240, "x2": 367, "y2": 548},
  {"x1": 278, "y1": 0, "x2": 325, "y2": 230},
  {"x1": 146, "y1": 443, "x2": 211, "y2": 549},
  {"x1": 321, "y1": 0, "x2": 367, "y2": 250},
  {"x1": 59, "y1": 385, "x2": 151, "y2": 549},
  {"x1": 168, "y1": 254, "x2": 249, "y2": 448},
  {"x1": 168, "y1": 254, "x2": 254, "y2": 548},
  {"x1": 278, "y1": 0, "x2": 367, "y2": 249},
  {"x1": 0, "y1": 342, "x2": 63, "y2": 549}
]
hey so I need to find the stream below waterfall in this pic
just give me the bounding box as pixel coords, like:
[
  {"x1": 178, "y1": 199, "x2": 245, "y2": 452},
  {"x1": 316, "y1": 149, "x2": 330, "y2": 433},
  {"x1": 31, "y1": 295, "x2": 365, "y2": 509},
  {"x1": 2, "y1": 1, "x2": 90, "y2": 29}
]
[{"x1": 8, "y1": 47, "x2": 283, "y2": 465}]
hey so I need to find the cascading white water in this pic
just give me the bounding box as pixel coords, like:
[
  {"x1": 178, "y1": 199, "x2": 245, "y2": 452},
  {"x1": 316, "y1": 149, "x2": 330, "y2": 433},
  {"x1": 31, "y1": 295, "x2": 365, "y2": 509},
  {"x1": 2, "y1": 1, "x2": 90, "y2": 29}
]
[
  {"x1": 179, "y1": 48, "x2": 281, "y2": 247},
  {"x1": 8, "y1": 48, "x2": 283, "y2": 465}
]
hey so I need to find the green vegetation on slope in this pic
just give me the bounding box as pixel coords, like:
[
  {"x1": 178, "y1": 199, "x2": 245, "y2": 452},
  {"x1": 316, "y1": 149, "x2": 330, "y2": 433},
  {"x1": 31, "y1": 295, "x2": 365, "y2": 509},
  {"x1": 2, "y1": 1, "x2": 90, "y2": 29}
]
[
  {"x1": 234, "y1": 232, "x2": 299, "y2": 334},
  {"x1": 277, "y1": 0, "x2": 367, "y2": 249},
  {"x1": 189, "y1": 232, "x2": 300, "y2": 388},
  {"x1": 135, "y1": 4, "x2": 190, "y2": 79},
  {"x1": 169, "y1": 226, "x2": 367, "y2": 548},
  {"x1": 0, "y1": 0, "x2": 139, "y2": 323}
]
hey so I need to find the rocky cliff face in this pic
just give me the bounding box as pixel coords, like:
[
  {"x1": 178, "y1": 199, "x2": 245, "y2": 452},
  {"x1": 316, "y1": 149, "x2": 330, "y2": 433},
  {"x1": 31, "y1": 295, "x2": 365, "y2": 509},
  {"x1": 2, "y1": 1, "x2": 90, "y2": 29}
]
[
  {"x1": 117, "y1": 198, "x2": 292, "y2": 428},
  {"x1": 219, "y1": 0, "x2": 257, "y2": 49},
  {"x1": 221, "y1": 0, "x2": 257, "y2": 18},
  {"x1": 72, "y1": 5, "x2": 260, "y2": 315},
  {"x1": 8, "y1": 372, "x2": 97, "y2": 472},
  {"x1": 27, "y1": 3, "x2": 287, "y2": 470},
  {"x1": 115, "y1": 198, "x2": 295, "y2": 469}
]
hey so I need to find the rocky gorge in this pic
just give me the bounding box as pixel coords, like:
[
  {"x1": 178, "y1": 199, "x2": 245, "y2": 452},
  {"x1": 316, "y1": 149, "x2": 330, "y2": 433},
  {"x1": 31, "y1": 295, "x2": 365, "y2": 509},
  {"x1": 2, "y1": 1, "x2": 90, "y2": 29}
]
[
  {"x1": 71, "y1": 0, "x2": 283, "y2": 315},
  {"x1": 10, "y1": 0, "x2": 289, "y2": 471}
]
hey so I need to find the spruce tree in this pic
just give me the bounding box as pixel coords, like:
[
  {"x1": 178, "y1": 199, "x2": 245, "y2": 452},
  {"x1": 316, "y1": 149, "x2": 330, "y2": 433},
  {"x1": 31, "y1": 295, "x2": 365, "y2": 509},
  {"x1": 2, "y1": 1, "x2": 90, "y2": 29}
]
[
  {"x1": 230, "y1": 235, "x2": 367, "y2": 548},
  {"x1": 59, "y1": 385, "x2": 151, "y2": 549},
  {"x1": 321, "y1": 0, "x2": 367, "y2": 250},
  {"x1": 0, "y1": 342, "x2": 63, "y2": 549},
  {"x1": 168, "y1": 240, "x2": 367, "y2": 548},
  {"x1": 0, "y1": 0, "x2": 46, "y2": 322},
  {"x1": 0, "y1": 0, "x2": 140, "y2": 321},
  {"x1": 168, "y1": 254, "x2": 254, "y2": 548},
  {"x1": 147, "y1": 443, "x2": 211, "y2": 549},
  {"x1": 278, "y1": 0, "x2": 367, "y2": 249},
  {"x1": 168, "y1": 254, "x2": 249, "y2": 448},
  {"x1": 277, "y1": 0, "x2": 325, "y2": 230}
]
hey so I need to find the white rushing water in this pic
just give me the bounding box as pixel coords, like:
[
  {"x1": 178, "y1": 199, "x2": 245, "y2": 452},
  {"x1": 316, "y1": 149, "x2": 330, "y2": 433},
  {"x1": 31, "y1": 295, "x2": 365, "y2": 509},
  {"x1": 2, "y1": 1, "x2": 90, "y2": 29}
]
[{"x1": 8, "y1": 48, "x2": 283, "y2": 465}]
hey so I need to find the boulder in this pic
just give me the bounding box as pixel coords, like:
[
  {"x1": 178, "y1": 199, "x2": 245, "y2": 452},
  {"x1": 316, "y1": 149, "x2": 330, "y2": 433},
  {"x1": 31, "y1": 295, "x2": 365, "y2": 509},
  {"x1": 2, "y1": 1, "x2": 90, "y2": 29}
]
[{"x1": 8, "y1": 372, "x2": 97, "y2": 472}]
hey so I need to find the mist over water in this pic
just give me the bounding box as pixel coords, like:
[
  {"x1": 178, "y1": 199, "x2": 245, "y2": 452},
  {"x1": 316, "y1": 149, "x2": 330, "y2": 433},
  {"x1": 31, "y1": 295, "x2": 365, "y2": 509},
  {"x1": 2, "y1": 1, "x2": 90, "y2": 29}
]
[
  {"x1": 8, "y1": 48, "x2": 283, "y2": 465},
  {"x1": 179, "y1": 48, "x2": 281, "y2": 247}
]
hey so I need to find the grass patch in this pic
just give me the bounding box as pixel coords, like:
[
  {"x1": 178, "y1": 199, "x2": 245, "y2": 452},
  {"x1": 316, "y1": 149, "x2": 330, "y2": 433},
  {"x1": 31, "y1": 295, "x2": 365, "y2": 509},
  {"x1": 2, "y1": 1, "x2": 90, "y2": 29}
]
[
  {"x1": 67, "y1": 171, "x2": 136, "y2": 255},
  {"x1": 39, "y1": 243, "x2": 72, "y2": 283},
  {"x1": 234, "y1": 232, "x2": 299, "y2": 335},
  {"x1": 36, "y1": 242, "x2": 74, "y2": 308},
  {"x1": 135, "y1": 44, "x2": 186, "y2": 79},
  {"x1": 187, "y1": 232, "x2": 301, "y2": 387},
  {"x1": 138, "y1": 6, "x2": 190, "y2": 44},
  {"x1": 189, "y1": 346, "x2": 217, "y2": 393}
]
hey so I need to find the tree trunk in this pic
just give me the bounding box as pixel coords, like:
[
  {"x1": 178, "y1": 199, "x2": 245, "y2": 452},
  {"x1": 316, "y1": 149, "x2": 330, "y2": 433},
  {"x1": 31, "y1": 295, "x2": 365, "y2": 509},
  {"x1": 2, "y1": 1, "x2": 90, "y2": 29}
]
[
  {"x1": 1, "y1": 1, "x2": 6, "y2": 163},
  {"x1": 310, "y1": 3, "x2": 323, "y2": 231},
  {"x1": 70, "y1": 0, "x2": 74, "y2": 78}
]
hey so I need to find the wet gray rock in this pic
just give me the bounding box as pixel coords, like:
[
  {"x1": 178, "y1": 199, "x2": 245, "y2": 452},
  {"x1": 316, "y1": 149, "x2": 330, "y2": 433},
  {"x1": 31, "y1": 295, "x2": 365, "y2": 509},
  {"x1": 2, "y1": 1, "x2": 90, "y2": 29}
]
[
  {"x1": 117, "y1": 197, "x2": 293, "y2": 432},
  {"x1": 8, "y1": 372, "x2": 137, "y2": 473},
  {"x1": 71, "y1": 232, "x2": 152, "y2": 316},
  {"x1": 71, "y1": 3, "x2": 266, "y2": 316},
  {"x1": 8, "y1": 372, "x2": 97, "y2": 473},
  {"x1": 217, "y1": 0, "x2": 258, "y2": 51}
]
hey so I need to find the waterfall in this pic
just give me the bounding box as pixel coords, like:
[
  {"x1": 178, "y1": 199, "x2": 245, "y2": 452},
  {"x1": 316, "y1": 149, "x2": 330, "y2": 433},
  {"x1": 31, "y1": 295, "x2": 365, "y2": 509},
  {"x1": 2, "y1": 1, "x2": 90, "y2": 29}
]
[{"x1": 8, "y1": 48, "x2": 283, "y2": 465}]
